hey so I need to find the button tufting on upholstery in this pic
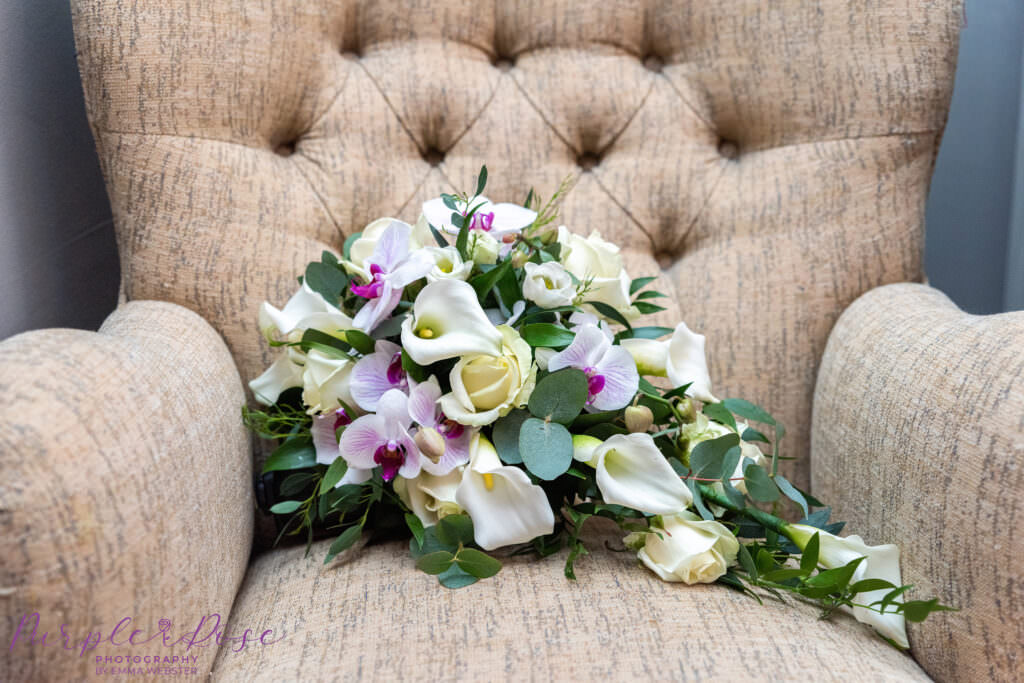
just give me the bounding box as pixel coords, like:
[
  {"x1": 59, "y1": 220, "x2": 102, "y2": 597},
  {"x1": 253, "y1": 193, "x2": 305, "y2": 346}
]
[
  {"x1": 341, "y1": 50, "x2": 361, "y2": 60},
  {"x1": 422, "y1": 148, "x2": 445, "y2": 167},
  {"x1": 642, "y1": 55, "x2": 664, "y2": 73},
  {"x1": 577, "y1": 152, "x2": 601, "y2": 171},
  {"x1": 491, "y1": 55, "x2": 515, "y2": 72},
  {"x1": 718, "y1": 139, "x2": 740, "y2": 160},
  {"x1": 274, "y1": 140, "x2": 296, "y2": 157},
  {"x1": 656, "y1": 252, "x2": 676, "y2": 269}
]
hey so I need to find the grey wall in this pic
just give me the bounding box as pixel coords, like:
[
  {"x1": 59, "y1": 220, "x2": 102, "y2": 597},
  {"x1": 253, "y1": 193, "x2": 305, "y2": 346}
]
[
  {"x1": 0, "y1": 2, "x2": 1021, "y2": 342},
  {"x1": 0, "y1": 0, "x2": 118, "y2": 340}
]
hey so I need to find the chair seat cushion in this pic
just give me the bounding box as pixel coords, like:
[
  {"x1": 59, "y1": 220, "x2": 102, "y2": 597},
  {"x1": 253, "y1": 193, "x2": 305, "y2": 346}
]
[{"x1": 212, "y1": 520, "x2": 928, "y2": 681}]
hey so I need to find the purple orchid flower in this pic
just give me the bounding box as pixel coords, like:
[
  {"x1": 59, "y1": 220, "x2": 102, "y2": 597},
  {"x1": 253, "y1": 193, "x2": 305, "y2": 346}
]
[
  {"x1": 350, "y1": 221, "x2": 433, "y2": 334},
  {"x1": 339, "y1": 389, "x2": 421, "y2": 482},
  {"x1": 547, "y1": 324, "x2": 639, "y2": 411},
  {"x1": 311, "y1": 407, "x2": 372, "y2": 486},
  {"x1": 406, "y1": 376, "x2": 473, "y2": 475},
  {"x1": 350, "y1": 340, "x2": 408, "y2": 412}
]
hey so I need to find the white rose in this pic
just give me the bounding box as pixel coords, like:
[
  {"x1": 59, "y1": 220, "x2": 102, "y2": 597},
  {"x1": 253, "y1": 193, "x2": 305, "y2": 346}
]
[
  {"x1": 301, "y1": 349, "x2": 356, "y2": 415},
  {"x1": 425, "y1": 246, "x2": 473, "y2": 282},
  {"x1": 394, "y1": 469, "x2": 464, "y2": 527},
  {"x1": 439, "y1": 326, "x2": 537, "y2": 427},
  {"x1": 628, "y1": 511, "x2": 739, "y2": 584},
  {"x1": 557, "y1": 226, "x2": 638, "y2": 319},
  {"x1": 522, "y1": 261, "x2": 576, "y2": 308}
]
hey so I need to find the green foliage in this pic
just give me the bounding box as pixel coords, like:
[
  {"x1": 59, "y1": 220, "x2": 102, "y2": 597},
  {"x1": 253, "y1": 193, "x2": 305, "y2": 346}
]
[
  {"x1": 416, "y1": 551, "x2": 456, "y2": 575},
  {"x1": 305, "y1": 260, "x2": 348, "y2": 303},
  {"x1": 437, "y1": 514, "x2": 475, "y2": 547},
  {"x1": 519, "y1": 417, "x2": 574, "y2": 480},
  {"x1": 702, "y1": 402, "x2": 737, "y2": 432},
  {"x1": 520, "y1": 323, "x2": 575, "y2": 348},
  {"x1": 743, "y1": 463, "x2": 780, "y2": 503},
  {"x1": 320, "y1": 457, "x2": 348, "y2": 493},
  {"x1": 455, "y1": 549, "x2": 502, "y2": 578},
  {"x1": 493, "y1": 409, "x2": 530, "y2": 464},
  {"x1": 528, "y1": 369, "x2": 588, "y2": 424},
  {"x1": 405, "y1": 513, "x2": 425, "y2": 550},
  {"x1": 324, "y1": 525, "x2": 363, "y2": 564},
  {"x1": 262, "y1": 438, "x2": 316, "y2": 473},
  {"x1": 269, "y1": 500, "x2": 302, "y2": 514}
]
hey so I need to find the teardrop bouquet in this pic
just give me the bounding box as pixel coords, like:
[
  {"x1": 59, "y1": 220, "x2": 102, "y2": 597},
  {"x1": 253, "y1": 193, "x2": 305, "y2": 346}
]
[{"x1": 244, "y1": 167, "x2": 951, "y2": 648}]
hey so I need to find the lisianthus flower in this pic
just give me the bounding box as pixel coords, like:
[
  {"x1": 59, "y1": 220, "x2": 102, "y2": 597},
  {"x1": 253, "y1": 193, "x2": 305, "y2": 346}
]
[
  {"x1": 347, "y1": 221, "x2": 433, "y2": 334},
  {"x1": 455, "y1": 434, "x2": 554, "y2": 550},
  {"x1": 522, "y1": 261, "x2": 576, "y2": 308},
  {"x1": 406, "y1": 376, "x2": 473, "y2": 475},
  {"x1": 338, "y1": 388, "x2": 422, "y2": 482},
  {"x1": 421, "y1": 195, "x2": 536, "y2": 242},
  {"x1": 350, "y1": 340, "x2": 408, "y2": 412},
  {"x1": 546, "y1": 324, "x2": 638, "y2": 411},
  {"x1": 424, "y1": 246, "x2": 473, "y2": 282},
  {"x1": 625, "y1": 512, "x2": 739, "y2": 584}
]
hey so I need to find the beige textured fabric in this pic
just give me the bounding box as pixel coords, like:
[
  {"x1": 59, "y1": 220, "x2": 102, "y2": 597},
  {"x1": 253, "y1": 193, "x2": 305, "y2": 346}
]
[
  {"x1": 70, "y1": 0, "x2": 962, "y2": 495},
  {"x1": 0, "y1": 302, "x2": 254, "y2": 681},
  {"x1": 812, "y1": 284, "x2": 1024, "y2": 683},
  {"x1": 213, "y1": 520, "x2": 929, "y2": 682}
]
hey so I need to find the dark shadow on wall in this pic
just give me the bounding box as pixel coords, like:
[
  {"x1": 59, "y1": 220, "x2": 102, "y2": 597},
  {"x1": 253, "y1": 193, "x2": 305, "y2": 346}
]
[{"x1": 0, "y1": 0, "x2": 119, "y2": 340}]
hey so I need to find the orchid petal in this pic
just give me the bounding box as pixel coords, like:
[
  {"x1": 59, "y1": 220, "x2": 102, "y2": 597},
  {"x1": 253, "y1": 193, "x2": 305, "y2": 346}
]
[
  {"x1": 401, "y1": 280, "x2": 503, "y2": 365},
  {"x1": 352, "y1": 282, "x2": 403, "y2": 333},
  {"x1": 421, "y1": 197, "x2": 456, "y2": 233},
  {"x1": 371, "y1": 220, "x2": 411, "y2": 271},
  {"x1": 338, "y1": 414, "x2": 388, "y2": 469},
  {"x1": 249, "y1": 355, "x2": 303, "y2": 405},
  {"x1": 590, "y1": 345, "x2": 639, "y2": 411},
  {"x1": 376, "y1": 388, "x2": 413, "y2": 428},
  {"x1": 407, "y1": 377, "x2": 442, "y2": 427},
  {"x1": 339, "y1": 466, "x2": 372, "y2": 487},
  {"x1": 351, "y1": 340, "x2": 403, "y2": 411},
  {"x1": 387, "y1": 249, "x2": 434, "y2": 287},
  {"x1": 593, "y1": 433, "x2": 692, "y2": 514},
  {"x1": 666, "y1": 322, "x2": 717, "y2": 402},
  {"x1": 547, "y1": 324, "x2": 609, "y2": 373},
  {"x1": 311, "y1": 413, "x2": 341, "y2": 465},
  {"x1": 489, "y1": 202, "x2": 537, "y2": 234}
]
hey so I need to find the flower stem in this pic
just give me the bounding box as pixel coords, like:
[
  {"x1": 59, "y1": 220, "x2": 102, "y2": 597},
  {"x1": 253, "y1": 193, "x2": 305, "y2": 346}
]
[{"x1": 697, "y1": 484, "x2": 791, "y2": 536}]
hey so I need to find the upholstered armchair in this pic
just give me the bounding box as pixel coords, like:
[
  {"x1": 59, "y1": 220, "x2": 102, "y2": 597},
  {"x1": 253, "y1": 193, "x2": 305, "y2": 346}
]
[{"x1": 3, "y1": 0, "x2": 1021, "y2": 680}]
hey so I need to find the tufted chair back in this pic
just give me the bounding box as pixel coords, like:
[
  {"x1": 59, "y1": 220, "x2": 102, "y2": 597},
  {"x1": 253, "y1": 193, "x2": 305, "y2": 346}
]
[{"x1": 71, "y1": 0, "x2": 961, "y2": 494}]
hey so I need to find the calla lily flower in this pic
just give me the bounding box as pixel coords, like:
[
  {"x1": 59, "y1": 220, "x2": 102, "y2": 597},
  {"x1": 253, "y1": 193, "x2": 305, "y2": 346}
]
[
  {"x1": 787, "y1": 525, "x2": 909, "y2": 648},
  {"x1": 620, "y1": 321, "x2": 717, "y2": 403},
  {"x1": 591, "y1": 433, "x2": 693, "y2": 514},
  {"x1": 400, "y1": 279, "x2": 503, "y2": 365},
  {"x1": 338, "y1": 389, "x2": 422, "y2": 482},
  {"x1": 258, "y1": 281, "x2": 354, "y2": 341},
  {"x1": 407, "y1": 376, "x2": 473, "y2": 475},
  {"x1": 348, "y1": 221, "x2": 434, "y2": 334},
  {"x1": 421, "y1": 195, "x2": 537, "y2": 240},
  {"x1": 249, "y1": 348, "x2": 305, "y2": 405},
  {"x1": 350, "y1": 340, "x2": 408, "y2": 412},
  {"x1": 547, "y1": 324, "x2": 639, "y2": 411},
  {"x1": 455, "y1": 434, "x2": 555, "y2": 550}
]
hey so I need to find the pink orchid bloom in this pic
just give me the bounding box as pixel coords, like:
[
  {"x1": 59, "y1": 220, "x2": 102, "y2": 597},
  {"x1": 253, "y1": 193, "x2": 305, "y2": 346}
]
[
  {"x1": 310, "y1": 407, "x2": 372, "y2": 486},
  {"x1": 350, "y1": 221, "x2": 433, "y2": 333},
  {"x1": 339, "y1": 389, "x2": 422, "y2": 482},
  {"x1": 406, "y1": 376, "x2": 473, "y2": 475},
  {"x1": 350, "y1": 340, "x2": 408, "y2": 412},
  {"x1": 421, "y1": 195, "x2": 536, "y2": 241},
  {"x1": 547, "y1": 324, "x2": 639, "y2": 411}
]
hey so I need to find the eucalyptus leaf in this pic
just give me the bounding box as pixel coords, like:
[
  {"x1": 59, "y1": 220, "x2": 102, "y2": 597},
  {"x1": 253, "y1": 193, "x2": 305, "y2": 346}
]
[
  {"x1": 305, "y1": 262, "x2": 348, "y2": 303},
  {"x1": 436, "y1": 514, "x2": 475, "y2": 547},
  {"x1": 416, "y1": 550, "x2": 455, "y2": 575},
  {"x1": 438, "y1": 563, "x2": 479, "y2": 589},
  {"x1": 520, "y1": 323, "x2": 575, "y2": 349},
  {"x1": 493, "y1": 409, "x2": 530, "y2": 464},
  {"x1": 722, "y1": 398, "x2": 776, "y2": 425},
  {"x1": 743, "y1": 463, "x2": 780, "y2": 503},
  {"x1": 455, "y1": 548, "x2": 502, "y2": 578},
  {"x1": 519, "y1": 417, "x2": 574, "y2": 480},
  {"x1": 703, "y1": 402, "x2": 737, "y2": 432},
  {"x1": 527, "y1": 369, "x2": 588, "y2": 424},
  {"x1": 269, "y1": 500, "x2": 302, "y2": 514},
  {"x1": 689, "y1": 434, "x2": 740, "y2": 479}
]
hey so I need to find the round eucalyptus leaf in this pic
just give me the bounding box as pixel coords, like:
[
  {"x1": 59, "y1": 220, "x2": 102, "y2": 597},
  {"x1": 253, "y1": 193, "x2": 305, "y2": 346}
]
[
  {"x1": 527, "y1": 369, "x2": 588, "y2": 425},
  {"x1": 519, "y1": 417, "x2": 573, "y2": 480}
]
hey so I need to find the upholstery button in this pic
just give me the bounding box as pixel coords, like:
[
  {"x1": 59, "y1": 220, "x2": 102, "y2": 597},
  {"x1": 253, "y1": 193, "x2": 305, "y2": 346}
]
[
  {"x1": 274, "y1": 141, "x2": 296, "y2": 157},
  {"x1": 423, "y1": 148, "x2": 445, "y2": 167},
  {"x1": 642, "y1": 55, "x2": 664, "y2": 73},
  {"x1": 718, "y1": 139, "x2": 740, "y2": 160},
  {"x1": 577, "y1": 152, "x2": 600, "y2": 171},
  {"x1": 656, "y1": 252, "x2": 675, "y2": 269},
  {"x1": 492, "y1": 56, "x2": 515, "y2": 72}
]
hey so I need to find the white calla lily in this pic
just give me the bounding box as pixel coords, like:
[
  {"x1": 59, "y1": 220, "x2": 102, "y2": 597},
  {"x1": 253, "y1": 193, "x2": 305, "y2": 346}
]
[
  {"x1": 592, "y1": 433, "x2": 692, "y2": 514},
  {"x1": 788, "y1": 525, "x2": 909, "y2": 648},
  {"x1": 620, "y1": 321, "x2": 717, "y2": 403},
  {"x1": 249, "y1": 350, "x2": 304, "y2": 405},
  {"x1": 259, "y1": 281, "x2": 354, "y2": 341},
  {"x1": 455, "y1": 434, "x2": 554, "y2": 550},
  {"x1": 400, "y1": 279, "x2": 503, "y2": 365}
]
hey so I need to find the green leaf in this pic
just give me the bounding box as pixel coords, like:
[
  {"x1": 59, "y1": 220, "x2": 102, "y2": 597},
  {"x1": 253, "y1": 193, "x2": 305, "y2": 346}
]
[
  {"x1": 703, "y1": 402, "x2": 737, "y2": 432},
  {"x1": 741, "y1": 427, "x2": 771, "y2": 443},
  {"x1": 737, "y1": 543, "x2": 758, "y2": 579},
  {"x1": 901, "y1": 598, "x2": 955, "y2": 622},
  {"x1": 344, "y1": 329, "x2": 375, "y2": 355},
  {"x1": 455, "y1": 548, "x2": 502, "y2": 578},
  {"x1": 528, "y1": 369, "x2": 589, "y2": 424},
  {"x1": 475, "y1": 165, "x2": 488, "y2": 196},
  {"x1": 400, "y1": 348, "x2": 427, "y2": 383},
  {"x1": 280, "y1": 472, "x2": 314, "y2": 496},
  {"x1": 409, "y1": 525, "x2": 454, "y2": 559},
  {"x1": 634, "y1": 302, "x2": 666, "y2": 315},
  {"x1": 689, "y1": 434, "x2": 741, "y2": 479},
  {"x1": 469, "y1": 259, "x2": 512, "y2": 300},
  {"x1": 320, "y1": 457, "x2": 348, "y2": 493},
  {"x1": 743, "y1": 463, "x2": 780, "y2": 503},
  {"x1": 686, "y1": 479, "x2": 714, "y2": 520},
  {"x1": 493, "y1": 409, "x2": 530, "y2": 464},
  {"x1": 721, "y1": 398, "x2": 776, "y2": 425},
  {"x1": 520, "y1": 323, "x2": 575, "y2": 349},
  {"x1": 436, "y1": 514, "x2": 475, "y2": 547},
  {"x1": 342, "y1": 231, "x2": 361, "y2": 260},
  {"x1": 849, "y1": 578, "x2": 897, "y2": 594},
  {"x1": 619, "y1": 326, "x2": 673, "y2": 340},
  {"x1": 800, "y1": 532, "x2": 820, "y2": 574},
  {"x1": 519, "y1": 417, "x2": 574, "y2": 480},
  {"x1": 324, "y1": 525, "x2": 363, "y2": 564},
  {"x1": 775, "y1": 474, "x2": 809, "y2": 518},
  {"x1": 637, "y1": 377, "x2": 662, "y2": 398},
  {"x1": 442, "y1": 193, "x2": 458, "y2": 211},
  {"x1": 629, "y1": 276, "x2": 658, "y2": 294},
  {"x1": 761, "y1": 568, "x2": 805, "y2": 583},
  {"x1": 806, "y1": 557, "x2": 864, "y2": 590},
  {"x1": 570, "y1": 410, "x2": 620, "y2": 430},
  {"x1": 404, "y1": 513, "x2": 426, "y2": 549},
  {"x1": 437, "y1": 563, "x2": 479, "y2": 589},
  {"x1": 585, "y1": 300, "x2": 632, "y2": 330},
  {"x1": 262, "y1": 438, "x2": 316, "y2": 473},
  {"x1": 269, "y1": 500, "x2": 302, "y2": 514},
  {"x1": 300, "y1": 328, "x2": 352, "y2": 357},
  {"x1": 305, "y1": 262, "x2": 348, "y2": 303},
  {"x1": 455, "y1": 216, "x2": 471, "y2": 260},
  {"x1": 428, "y1": 223, "x2": 449, "y2": 247},
  {"x1": 416, "y1": 550, "x2": 455, "y2": 575},
  {"x1": 634, "y1": 290, "x2": 668, "y2": 300}
]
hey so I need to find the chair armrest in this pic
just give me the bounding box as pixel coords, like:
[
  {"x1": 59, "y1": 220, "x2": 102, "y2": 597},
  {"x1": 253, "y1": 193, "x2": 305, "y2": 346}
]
[
  {"x1": 812, "y1": 283, "x2": 1023, "y2": 682},
  {"x1": 0, "y1": 301, "x2": 253, "y2": 681}
]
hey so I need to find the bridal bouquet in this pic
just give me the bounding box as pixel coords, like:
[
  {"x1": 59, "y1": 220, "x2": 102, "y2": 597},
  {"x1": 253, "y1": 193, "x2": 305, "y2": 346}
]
[{"x1": 245, "y1": 168, "x2": 950, "y2": 648}]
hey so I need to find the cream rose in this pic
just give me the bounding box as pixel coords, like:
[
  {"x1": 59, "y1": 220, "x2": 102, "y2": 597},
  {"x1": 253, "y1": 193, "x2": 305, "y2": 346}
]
[
  {"x1": 557, "y1": 226, "x2": 638, "y2": 319},
  {"x1": 301, "y1": 349, "x2": 356, "y2": 415},
  {"x1": 522, "y1": 261, "x2": 576, "y2": 308},
  {"x1": 626, "y1": 511, "x2": 739, "y2": 584},
  {"x1": 439, "y1": 326, "x2": 536, "y2": 426},
  {"x1": 394, "y1": 469, "x2": 463, "y2": 527}
]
